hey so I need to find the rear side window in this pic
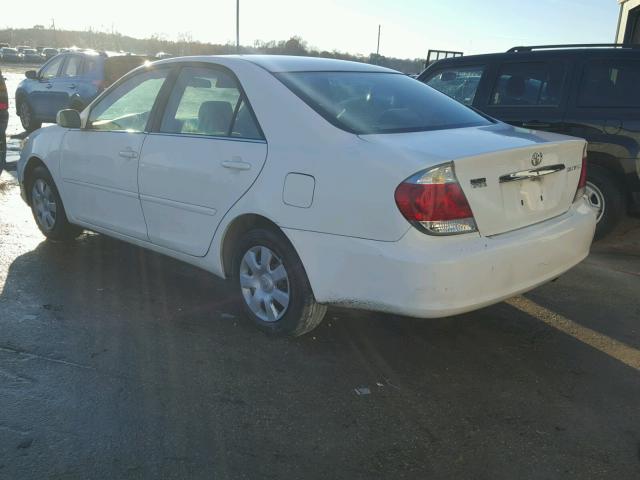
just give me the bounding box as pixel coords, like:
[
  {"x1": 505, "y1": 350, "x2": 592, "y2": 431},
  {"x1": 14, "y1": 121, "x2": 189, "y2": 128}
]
[
  {"x1": 490, "y1": 62, "x2": 565, "y2": 106},
  {"x1": 83, "y1": 57, "x2": 99, "y2": 76},
  {"x1": 61, "y1": 55, "x2": 82, "y2": 77},
  {"x1": 577, "y1": 60, "x2": 640, "y2": 107},
  {"x1": 160, "y1": 66, "x2": 262, "y2": 139},
  {"x1": 425, "y1": 65, "x2": 484, "y2": 106}
]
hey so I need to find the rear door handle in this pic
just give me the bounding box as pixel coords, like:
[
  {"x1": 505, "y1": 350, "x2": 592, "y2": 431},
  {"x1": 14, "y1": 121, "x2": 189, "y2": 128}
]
[
  {"x1": 68, "y1": 84, "x2": 77, "y2": 89},
  {"x1": 46, "y1": 84, "x2": 52, "y2": 89},
  {"x1": 118, "y1": 149, "x2": 138, "y2": 159},
  {"x1": 221, "y1": 160, "x2": 251, "y2": 170}
]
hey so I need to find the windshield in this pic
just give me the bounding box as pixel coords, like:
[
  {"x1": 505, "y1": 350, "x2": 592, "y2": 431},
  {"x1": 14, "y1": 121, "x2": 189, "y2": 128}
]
[{"x1": 276, "y1": 71, "x2": 491, "y2": 134}]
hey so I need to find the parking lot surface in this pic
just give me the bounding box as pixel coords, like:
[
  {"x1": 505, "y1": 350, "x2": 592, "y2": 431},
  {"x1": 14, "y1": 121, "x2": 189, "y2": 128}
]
[{"x1": 2, "y1": 65, "x2": 640, "y2": 479}]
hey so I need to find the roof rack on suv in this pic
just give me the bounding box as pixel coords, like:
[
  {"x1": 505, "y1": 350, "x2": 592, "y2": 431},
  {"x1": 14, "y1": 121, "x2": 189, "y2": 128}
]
[{"x1": 507, "y1": 43, "x2": 640, "y2": 53}]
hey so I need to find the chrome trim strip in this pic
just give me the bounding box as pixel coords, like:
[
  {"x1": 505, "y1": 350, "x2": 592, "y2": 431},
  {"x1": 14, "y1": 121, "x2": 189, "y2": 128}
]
[{"x1": 499, "y1": 164, "x2": 565, "y2": 183}]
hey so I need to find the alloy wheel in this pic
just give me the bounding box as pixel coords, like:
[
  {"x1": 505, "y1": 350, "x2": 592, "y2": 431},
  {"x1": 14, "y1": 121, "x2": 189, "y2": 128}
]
[
  {"x1": 586, "y1": 181, "x2": 605, "y2": 223},
  {"x1": 239, "y1": 246, "x2": 290, "y2": 322},
  {"x1": 31, "y1": 178, "x2": 57, "y2": 232}
]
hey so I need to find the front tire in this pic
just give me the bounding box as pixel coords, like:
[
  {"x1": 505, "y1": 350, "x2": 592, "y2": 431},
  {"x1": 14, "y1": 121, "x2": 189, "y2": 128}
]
[
  {"x1": 28, "y1": 166, "x2": 82, "y2": 241},
  {"x1": 19, "y1": 101, "x2": 42, "y2": 133},
  {"x1": 586, "y1": 166, "x2": 625, "y2": 241},
  {"x1": 233, "y1": 228, "x2": 327, "y2": 337}
]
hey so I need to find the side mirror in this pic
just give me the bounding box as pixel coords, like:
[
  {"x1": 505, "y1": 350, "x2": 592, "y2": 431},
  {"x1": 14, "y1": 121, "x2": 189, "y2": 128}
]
[
  {"x1": 57, "y1": 109, "x2": 82, "y2": 129},
  {"x1": 25, "y1": 70, "x2": 38, "y2": 80}
]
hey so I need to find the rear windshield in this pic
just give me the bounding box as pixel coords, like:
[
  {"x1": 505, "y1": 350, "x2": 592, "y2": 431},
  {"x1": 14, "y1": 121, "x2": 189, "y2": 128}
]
[
  {"x1": 104, "y1": 56, "x2": 148, "y2": 86},
  {"x1": 276, "y1": 71, "x2": 491, "y2": 134}
]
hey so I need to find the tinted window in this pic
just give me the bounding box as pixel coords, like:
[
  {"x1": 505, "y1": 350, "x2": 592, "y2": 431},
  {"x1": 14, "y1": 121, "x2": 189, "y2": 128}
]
[
  {"x1": 231, "y1": 100, "x2": 262, "y2": 139},
  {"x1": 83, "y1": 56, "x2": 99, "y2": 76},
  {"x1": 577, "y1": 60, "x2": 640, "y2": 108},
  {"x1": 490, "y1": 62, "x2": 565, "y2": 106},
  {"x1": 89, "y1": 68, "x2": 168, "y2": 132},
  {"x1": 40, "y1": 56, "x2": 65, "y2": 79},
  {"x1": 277, "y1": 71, "x2": 491, "y2": 134},
  {"x1": 160, "y1": 67, "x2": 245, "y2": 137},
  {"x1": 62, "y1": 55, "x2": 82, "y2": 77},
  {"x1": 425, "y1": 65, "x2": 484, "y2": 106}
]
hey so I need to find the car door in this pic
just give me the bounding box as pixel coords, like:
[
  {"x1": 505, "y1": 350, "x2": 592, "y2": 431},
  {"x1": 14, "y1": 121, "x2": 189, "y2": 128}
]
[
  {"x1": 59, "y1": 67, "x2": 171, "y2": 239},
  {"x1": 480, "y1": 60, "x2": 569, "y2": 133},
  {"x1": 58, "y1": 54, "x2": 84, "y2": 110},
  {"x1": 138, "y1": 64, "x2": 267, "y2": 256},
  {"x1": 30, "y1": 55, "x2": 66, "y2": 120}
]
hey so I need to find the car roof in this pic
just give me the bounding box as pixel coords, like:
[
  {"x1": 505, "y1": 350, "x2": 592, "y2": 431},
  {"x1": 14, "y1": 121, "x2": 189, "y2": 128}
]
[
  {"x1": 426, "y1": 47, "x2": 640, "y2": 68},
  {"x1": 155, "y1": 55, "x2": 398, "y2": 73}
]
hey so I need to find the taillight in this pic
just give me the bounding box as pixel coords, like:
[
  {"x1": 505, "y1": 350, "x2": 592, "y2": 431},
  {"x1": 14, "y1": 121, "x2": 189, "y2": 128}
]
[
  {"x1": 394, "y1": 163, "x2": 478, "y2": 235},
  {"x1": 573, "y1": 147, "x2": 588, "y2": 202},
  {"x1": 0, "y1": 102, "x2": 7, "y2": 111}
]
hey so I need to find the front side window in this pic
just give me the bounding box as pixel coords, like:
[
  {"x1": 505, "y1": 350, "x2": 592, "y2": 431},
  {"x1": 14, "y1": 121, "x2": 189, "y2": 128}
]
[
  {"x1": 40, "y1": 56, "x2": 65, "y2": 79},
  {"x1": 89, "y1": 68, "x2": 168, "y2": 132},
  {"x1": 160, "y1": 66, "x2": 261, "y2": 139},
  {"x1": 425, "y1": 65, "x2": 484, "y2": 106},
  {"x1": 62, "y1": 56, "x2": 82, "y2": 77},
  {"x1": 277, "y1": 71, "x2": 491, "y2": 134},
  {"x1": 577, "y1": 60, "x2": 640, "y2": 107},
  {"x1": 490, "y1": 62, "x2": 565, "y2": 106}
]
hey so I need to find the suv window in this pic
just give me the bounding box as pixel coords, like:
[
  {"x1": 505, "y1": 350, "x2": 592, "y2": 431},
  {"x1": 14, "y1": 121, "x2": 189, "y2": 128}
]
[
  {"x1": 89, "y1": 68, "x2": 168, "y2": 132},
  {"x1": 490, "y1": 62, "x2": 565, "y2": 106},
  {"x1": 577, "y1": 60, "x2": 640, "y2": 108},
  {"x1": 40, "y1": 56, "x2": 65, "y2": 79},
  {"x1": 160, "y1": 66, "x2": 256, "y2": 138},
  {"x1": 425, "y1": 66, "x2": 484, "y2": 106},
  {"x1": 62, "y1": 55, "x2": 82, "y2": 77}
]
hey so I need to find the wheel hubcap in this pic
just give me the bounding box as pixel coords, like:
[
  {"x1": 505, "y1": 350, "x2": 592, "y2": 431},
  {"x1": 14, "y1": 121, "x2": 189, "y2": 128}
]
[
  {"x1": 239, "y1": 246, "x2": 290, "y2": 322},
  {"x1": 585, "y1": 181, "x2": 605, "y2": 223},
  {"x1": 31, "y1": 179, "x2": 57, "y2": 232}
]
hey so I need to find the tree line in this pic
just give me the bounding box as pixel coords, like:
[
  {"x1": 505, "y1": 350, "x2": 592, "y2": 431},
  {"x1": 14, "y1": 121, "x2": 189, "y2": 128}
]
[{"x1": 0, "y1": 27, "x2": 426, "y2": 74}]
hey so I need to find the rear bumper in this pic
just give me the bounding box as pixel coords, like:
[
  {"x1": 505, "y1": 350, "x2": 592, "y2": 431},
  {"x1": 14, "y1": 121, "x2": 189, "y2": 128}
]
[{"x1": 284, "y1": 199, "x2": 596, "y2": 318}]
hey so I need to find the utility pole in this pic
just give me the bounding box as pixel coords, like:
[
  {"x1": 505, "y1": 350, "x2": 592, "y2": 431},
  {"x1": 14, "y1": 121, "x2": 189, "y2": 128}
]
[
  {"x1": 51, "y1": 18, "x2": 57, "y2": 48},
  {"x1": 376, "y1": 24, "x2": 381, "y2": 56},
  {"x1": 236, "y1": 0, "x2": 240, "y2": 53}
]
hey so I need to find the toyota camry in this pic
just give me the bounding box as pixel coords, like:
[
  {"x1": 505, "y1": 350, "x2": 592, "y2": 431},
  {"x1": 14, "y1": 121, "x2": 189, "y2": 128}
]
[{"x1": 17, "y1": 55, "x2": 597, "y2": 336}]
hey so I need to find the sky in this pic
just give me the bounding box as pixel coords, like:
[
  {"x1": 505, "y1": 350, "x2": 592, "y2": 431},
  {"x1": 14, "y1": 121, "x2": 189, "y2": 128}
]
[{"x1": 4, "y1": 0, "x2": 621, "y2": 59}]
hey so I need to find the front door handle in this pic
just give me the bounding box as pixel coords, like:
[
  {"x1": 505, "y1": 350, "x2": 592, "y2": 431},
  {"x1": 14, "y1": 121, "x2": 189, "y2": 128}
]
[
  {"x1": 118, "y1": 149, "x2": 138, "y2": 159},
  {"x1": 46, "y1": 84, "x2": 52, "y2": 89},
  {"x1": 221, "y1": 160, "x2": 251, "y2": 170},
  {"x1": 68, "y1": 84, "x2": 77, "y2": 89}
]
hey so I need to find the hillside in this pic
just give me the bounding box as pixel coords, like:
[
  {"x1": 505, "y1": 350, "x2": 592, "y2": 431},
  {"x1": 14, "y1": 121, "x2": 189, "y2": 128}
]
[{"x1": 0, "y1": 27, "x2": 426, "y2": 74}]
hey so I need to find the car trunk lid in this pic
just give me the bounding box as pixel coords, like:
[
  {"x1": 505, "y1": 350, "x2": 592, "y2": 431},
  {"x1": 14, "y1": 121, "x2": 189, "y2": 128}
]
[{"x1": 361, "y1": 123, "x2": 586, "y2": 237}]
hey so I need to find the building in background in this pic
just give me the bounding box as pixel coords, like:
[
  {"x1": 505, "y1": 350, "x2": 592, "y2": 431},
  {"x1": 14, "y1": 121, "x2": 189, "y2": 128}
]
[{"x1": 616, "y1": 0, "x2": 640, "y2": 43}]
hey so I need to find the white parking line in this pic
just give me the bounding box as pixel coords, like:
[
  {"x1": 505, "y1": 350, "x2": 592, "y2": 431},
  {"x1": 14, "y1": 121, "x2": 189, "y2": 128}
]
[{"x1": 506, "y1": 296, "x2": 640, "y2": 370}]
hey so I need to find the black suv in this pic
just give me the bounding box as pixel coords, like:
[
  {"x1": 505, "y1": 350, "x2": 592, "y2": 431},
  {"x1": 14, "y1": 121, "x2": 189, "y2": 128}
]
[
  {"x1": 1, "y1": 68, "x2": 7, "y2": 173},
  {"x1": 419, "y1": 44, "x2": 640, "y2": 239}
]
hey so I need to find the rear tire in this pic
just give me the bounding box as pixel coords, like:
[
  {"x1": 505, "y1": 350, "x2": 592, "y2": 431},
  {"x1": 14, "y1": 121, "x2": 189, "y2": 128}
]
[
  {"x1": 19, "y1": 101, "x2": 42, "y2": 133},
  {"x1": 587, "y1": 165, "x2": 625, "y2": 241},
  {"x1": 28, "y1": 166, "x2": 82, "y2": 241},
  {"x1": 233, "y1": 228, "x2": 327, "y2": 337}
]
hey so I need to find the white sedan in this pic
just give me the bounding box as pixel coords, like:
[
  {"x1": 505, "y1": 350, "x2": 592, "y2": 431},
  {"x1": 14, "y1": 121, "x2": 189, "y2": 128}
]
[{"x1": 17, "y1": 55, "x2": 597, "y2": 336}]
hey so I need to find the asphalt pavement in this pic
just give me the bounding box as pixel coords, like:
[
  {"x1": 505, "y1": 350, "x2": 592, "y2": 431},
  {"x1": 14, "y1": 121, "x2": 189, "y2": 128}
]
[{"x1": 1, "y1": 65, "x2": 640, "y2": 480}]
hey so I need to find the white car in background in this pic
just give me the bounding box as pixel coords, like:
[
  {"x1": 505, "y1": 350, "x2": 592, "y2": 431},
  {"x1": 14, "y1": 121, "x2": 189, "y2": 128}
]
[{"x1": 17, "y1": 55, "x2": 596, "y2": 336}]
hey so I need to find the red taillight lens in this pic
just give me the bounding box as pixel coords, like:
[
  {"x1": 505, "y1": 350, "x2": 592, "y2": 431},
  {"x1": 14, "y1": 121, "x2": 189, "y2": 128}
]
[
  {"x1": 395, "y1": 163, "x2": 477, "y2": 235},
  {"x1": 574, "y1": 149, "x2": 588, "y2": 202},
  {"x1": 0, "y1": 102, "x2": 7, "y2": 111}
]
